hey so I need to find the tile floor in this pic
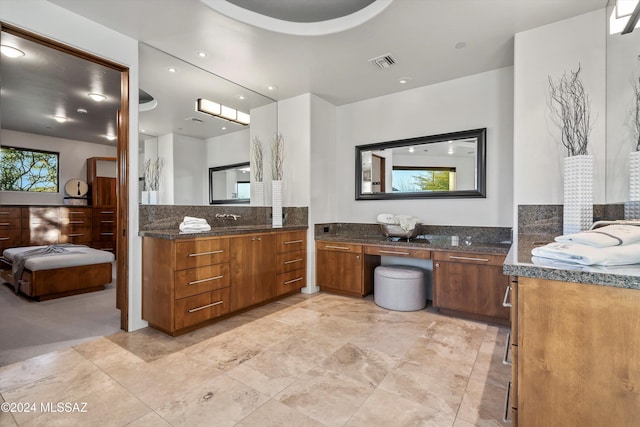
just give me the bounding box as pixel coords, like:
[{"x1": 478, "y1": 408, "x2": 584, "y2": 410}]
[{"x1": 0, "y1": 292, "x2": 511, "y2": 426}]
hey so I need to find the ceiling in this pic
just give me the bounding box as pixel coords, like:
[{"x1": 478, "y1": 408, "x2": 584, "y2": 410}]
[{"x1": 1, "y1": 0, "x2": 608, "y2": 145}]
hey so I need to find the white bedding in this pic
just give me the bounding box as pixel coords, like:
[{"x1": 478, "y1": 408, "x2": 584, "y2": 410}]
[{"x1": 3, "y1": 245, "x2": 115, "y2": 271}]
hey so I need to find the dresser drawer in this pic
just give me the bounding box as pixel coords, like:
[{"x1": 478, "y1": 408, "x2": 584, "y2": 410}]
[
  {"x1": 276, "y1": 231, "x2": 306, "y2": 253},
  {"x1": 0, "y1": 229, "x2": 21, "y2": 250},
  {"x1": 0, "y1": 218, "x2": 21, "y2": 229},
  {"x1": 174, "y1": 264, "x2": 230, "y2": 299},
  {"x1": 91, "y1": 241, "x2": 116, "y2": 254},
  {"x1": 93, "y1": 208, "x2": 116, "y2": 220},
  {"x1": 60, "y1": 226, "x2": 92, "y2": 243},
  {"x1": 175, "y1": 238, "x2": 229, "y2": 270},
  {"x1": 276, "y1": 269, "x2": 306, "y2": 295},
  {"x1": 364, "y1": 244, "x2": 431, "y2": 259},
  {"x1": 174, "y1": 287, "x2": 230, "y2": 330},
  {"x1": 316, "y1": 241, "x2": 362, "y2": 253},
  {"x1": 0, "y1": 207, "x2": 21, "y2": 217},
  {"x1": 92, "y1": 219, "x2": 116, "y2": 241},
  {"x1": 433, "y1": 251, "x2": 505, "y2": 266},
  {"x1": 59, "y1": 208, "x2": 92, "y2": 221},
  {"x1": 276, "y1": 249, "x2": 306, "y2": 273}
]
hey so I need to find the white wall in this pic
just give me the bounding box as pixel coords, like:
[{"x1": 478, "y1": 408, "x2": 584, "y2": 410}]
[
  {"x1": 0, "y1": 129, "x2": 116, "y2": 204},
  {"x1": 157, "y1": 133, "x2": 174, "y2": 205},
  {"x1": 0, "y1": 0, "x2": 143, "y2": 330},
  {"x1": 513, "y1": 9, "x2": 606, "y2": 216},
  {"x1": 334, "y1": 67, "x2": 514, "y2": 226},
  {"x1": 173, "y1": 134, "x2": 206, "y2": 205}
]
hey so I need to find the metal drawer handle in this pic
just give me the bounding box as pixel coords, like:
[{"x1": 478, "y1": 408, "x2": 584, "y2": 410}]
[
  {"x1": 503, "y1": 381, "x2": 512, "y2": 423},
  {"x1": 101, "y1": 211, "x2": 114, "y2": 214},
  {"x1": 325, "y1": 245, "x2": 350, "y2": 250},
  {"x1": 503, "y1": 332, "x2": 512, "y2": 366},
  {"x1": 251, "y1": 237, "x2": 262, "y2": 241},
  {"x1": 187, "y1": 300, "x2": 224, "y2": 313},
  {"x1": 188, "y1": 250, "x2": 224, "y2": 257},
  {"x1": 69, "y1": 212, "x2": 85, "y2": 215},
  {"x1": 0, "y1": 223, "x2": 10, "y2": 226},
  {"x1": 188, "y1": 275, "x2": 224, "y2": 285},
  {"x1": 101, "y1": 220, "x2": 114, "y2": 223},
  {"x1": 0, "y1": 212, "x2": 10, "y2": 215},
  {"x1": 101, "y1": 232, "x2": 114, "y2": 236},
  {"x1": 503, "y1": 286, "x2": 512, "y2": 308},
  {"x1": 69, "y1": 221, "x2": 84, "y2": 224},
  {"x1": 0, "y1": 237, "x2": 10, "y2": 241},
  {"x1": 284, "y1": 239, "x2": 303, "y2": 244},
  {"x1": 284, "y1": 277, "x2": 304, "y2": 285},
  {"x1": 379, "y1": 250, "x2": 411, "y2": 256},
  {"x1": 284, "y1": 258, "x2": 303, "y2": 264},
  {"x1": 68, "y1": 233, "x2": 84, "y2": 237},
  {"x1": 448, "y1": 255, "x2": 489, "y2": 262}
]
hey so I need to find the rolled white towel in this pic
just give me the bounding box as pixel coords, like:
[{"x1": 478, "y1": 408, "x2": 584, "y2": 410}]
[
  {"x1": 554, "y1": 224, "x2": 640, "y2": 248},
  {"x1": 395, "y1": 214, "x2": 419, "y2": 232},
  {"x1": 531, "y1": 241, "x2": 640, "y2": 266},
  {"x1": 182, "y1": 216, "x2": 208, "y2": 225},
  {"x1": 376, "y1": 213, "x2": 397, "y2": 224}
]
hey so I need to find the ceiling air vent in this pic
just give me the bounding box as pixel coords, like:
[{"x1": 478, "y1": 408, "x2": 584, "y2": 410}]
[
  {"x1": 369, "y1": 53, "x2": 397, "y2": 69},
  {"x1": 185, "y1": 117, "x2": 204, "y2": 123}
]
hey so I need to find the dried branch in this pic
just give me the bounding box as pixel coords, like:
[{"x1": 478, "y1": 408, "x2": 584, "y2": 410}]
[
  {"x1": 548, "y1": 64, "x2": 592, "y2": 156},
  {"x1": 634, "y1": 76, "x2": 640, "y2": 151},
  {"x1": 144, "y1": 158, "x2": 163, "y2": 191},
  {"x1": 271, "y1": 133, "x2": 284, "y2": 181},
  {"x1": 252, "y1": 137, "x2": 264, "y2": 182}
]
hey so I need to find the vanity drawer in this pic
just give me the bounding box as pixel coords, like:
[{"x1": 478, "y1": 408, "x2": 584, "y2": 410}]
[
  {"x1": 277, "y1": 250, "x2": 306, "y2": 273},
  {"x1": 175, "y1": 238, "x2": 229, "y2": 270},
  {"x1": 174, "y1": 287, "x2": 230, "y2": 330},
  {"x1": 276, "y1": 231, "x2": 306, "y2": 253},
  {"x1": 174, "y1": 263, "x2": 230, "y2": 299},
  {"x1": 364, "y1": 244, "x2": 431, "y2": 259},
  {"x1": 316, "y1": 241, "x2": 362, "y2": 253},
  {"x1": 433, "y1": 251, "x2": 505, "y2": 266},
  {"x1": 276, "y1": 269, "x2": 306, "y2": 295}
]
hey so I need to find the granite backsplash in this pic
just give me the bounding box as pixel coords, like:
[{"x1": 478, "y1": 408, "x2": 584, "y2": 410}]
[
  {"x1": 518, "y1": 204, "x2": 625, "y2": 235},
  {"x1": 139, "y1": 205, "x2": 308, "y2": 231}
]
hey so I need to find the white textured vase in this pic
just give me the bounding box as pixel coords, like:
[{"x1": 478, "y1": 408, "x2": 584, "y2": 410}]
[
  {"x1": 272, "y1": 180, "x2": 283, "y2": 228},
  {"x1": 563, "y1": 155, "x2": 593, "y2": 235},
  {"x1": 626, "y1": 151, "x2": 640, "y2": 219},
  {"x1": 253, "y1": 181, "x2": 264, "y2": 206},
  {"x1": 149, "y1": 190, "x2": 158, "y2": 205},
  {"x1": 141, "y1": 191, "x2": 150, "y2": 205}
]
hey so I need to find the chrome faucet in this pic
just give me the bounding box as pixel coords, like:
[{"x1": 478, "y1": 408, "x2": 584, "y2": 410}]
[{"x1": 215, "y1": 213, "x2": 241, "y2": 221}]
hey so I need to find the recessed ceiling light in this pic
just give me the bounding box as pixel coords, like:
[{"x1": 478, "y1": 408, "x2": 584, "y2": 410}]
[
  {"x1": 399, "y1": 77, "x2": 411, "y2": 84},
  {"x1": 0, "y1": 45, "x2": 25, "y2": 58},
  {"x1": 168, "y1": 67, "x2": 177, "y2": 73},
  {"x1": 53, "y1": 115, "x2": 67, "y2": 123},
  {"x1": 105, "y1": 134, "x2": 117, "y2": 141},
  {"x1": 455, "y1": 42, "x2": 467, "y2": 49},
  {"x1": 221, "y1": 126, "x2": 227, "y2": 130},
  {"x1": 238, "y1": 95, "x2": 247, "y2": 100},
  {"x1": 266, "y1": 85, "x2": 278, "y2": 91},
  {"x1": 77, "y1": 108, "x2": 88, "y2": 114},
  {"x1": 88, "y1": 93, "x2": 107, "y2": 102},
  {"x1": 140, "y1": 129, "x2": 146, "y2": 133},
  {"x1": 196, "y1": 50, "x2": 208, "y2": 58}
]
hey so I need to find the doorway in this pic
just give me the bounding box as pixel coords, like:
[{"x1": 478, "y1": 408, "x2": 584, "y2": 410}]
[{"x1": 0, "y1": 24, "x2": 129, "y2": 332}]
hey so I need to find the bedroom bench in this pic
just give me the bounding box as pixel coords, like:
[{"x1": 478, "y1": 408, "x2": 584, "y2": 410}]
[{"x1": 0, "y1": 245, "x2": 115, "y2": 301}]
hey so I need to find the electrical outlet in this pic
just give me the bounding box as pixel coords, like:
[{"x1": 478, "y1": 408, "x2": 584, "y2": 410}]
[{"x1": 323, "y1": 226, "x2": 329, "y2": 233}]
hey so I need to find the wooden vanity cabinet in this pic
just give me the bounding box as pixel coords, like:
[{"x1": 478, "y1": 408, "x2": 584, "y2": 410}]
[
  {"x1": 316, "y1": 241, "x2": 378, "y2": 297},
  {"x1": 229, "y1": 233, "x2": 277, "y2": 311},
  {"x1": 275, "y1": 231, "x2": 307, "y2": 296},
  {"x1": 513, "y1": 277, "x2": 640, "y2": 426},
  {"x1": 433, "y1": 251, "x2": 509, "y2": 325}
]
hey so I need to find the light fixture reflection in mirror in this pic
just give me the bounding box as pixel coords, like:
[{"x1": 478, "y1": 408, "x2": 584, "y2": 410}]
[
  {"x1": 355, "y1": 128, "x2": 486, "y2": 200},
  {"x1": 209, "y1": 162, "x2": 251, "y2": 204}
]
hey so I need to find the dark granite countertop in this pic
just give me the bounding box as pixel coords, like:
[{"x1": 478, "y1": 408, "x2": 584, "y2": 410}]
[
  {"x1": 503, "y1": 234, "x2": 640, "y2": 290},
  {"x1": 139, "y1": 224, "x2": 308, "y2": 240},
  {"x1": 315, "y1": 234, "x2": 512, "y2": 255}
]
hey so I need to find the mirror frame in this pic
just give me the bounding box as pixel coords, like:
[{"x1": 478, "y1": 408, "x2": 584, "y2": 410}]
[
  {"x1": 209, "y1": 162, "x2": 251, "y2": 205},
  {"x1": 355, "y1": 128, "x2": 487, "y2": 200}
]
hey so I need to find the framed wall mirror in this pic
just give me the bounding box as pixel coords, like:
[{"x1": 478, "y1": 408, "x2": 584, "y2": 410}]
[
  {"x1": 209, "y1": 162, "x2": 251, "y2": 204},
  {"x1": 355, "y1": 128, "x2": 486, "y2": 200}
]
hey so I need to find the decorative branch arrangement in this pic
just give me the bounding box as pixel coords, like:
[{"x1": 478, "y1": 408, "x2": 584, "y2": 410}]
[
  {"x1": 634, "y1": 76, "x2": 640, "y2": 151},
  {"x1": 144, "y1": 158, "x2": 163, "y2": 191},
  {"x1": 548, "y1": 64, "x2": 592, "y2": 156},
  {"x1": 271, "y1": 133, "x2": 284, "y2": 181},
  {"x1": 252, "y1": 137, "x2": 264, "y2": 182}
]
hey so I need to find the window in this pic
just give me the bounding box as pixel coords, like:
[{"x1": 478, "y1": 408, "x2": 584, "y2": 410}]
[
  {"x1": 391, "y1": 166, "x2": 456, "y2": 192},
  {"x1": 0, "y1": 146, "x2": 59, "y2": 192}
]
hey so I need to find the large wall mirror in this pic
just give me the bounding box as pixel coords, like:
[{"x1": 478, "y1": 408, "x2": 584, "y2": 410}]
[
  {"x1": 208, "y1": 162, "x2": 250, "y2": 204},
  {"x1": 138, "y1": 43, "x2": 277, "y2": 205},
  {"x1": 355, "y1": 128, "x2": 486, "y2": 200}
]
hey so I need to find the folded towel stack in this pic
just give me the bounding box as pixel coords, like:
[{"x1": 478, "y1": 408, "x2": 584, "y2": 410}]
[
  {"x1": 376, "y1": 213, "x2": 420, "y2": 232},
  {"x1": 532, "y1": 224, "x2": 640, "y2": 266},
  {"x1": 179, "y1": 216, "x2": 211, "y2": 233}
]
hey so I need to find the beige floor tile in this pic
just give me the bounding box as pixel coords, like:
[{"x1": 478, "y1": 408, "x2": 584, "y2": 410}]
[
  {"x1": 0, "y1": 393, "x2": 18, "y2": 426},
  {"x1": 348, "y1": 321, "x2": 421, "y2": 358},
  {"x1": 234, "y1": 399, "x2": 325, "y2": 427},
  {"x1": 182, "y1": 333, "x2": 263, "y2": 371},
  {"x1": 268, "y1": 306, "x2": 328, "y2": 326},
  {"x1": 468, "y1": 351, "x2": 511, "y2": 390},
  {"x1": 154, "y1": 373, "x2": 269, "y2": 427},
  {"x1": 379, "y1": 360, "x2": 468, "y2": 416},
  {"x1": 275, "y1": 366, "x2": 373, "y2": 427},
  {"x1": 126, "y1": 411, "x2": 172, "y2": 426},
  {"x1": 478, "y1": 326, "x2": 509, "y2": 355},
  {"x1": 3, "y1": 357, "x2": 115, "y2": 424},
  {"x1": 404, "y1": 337, "x2": 479, "y2": 377},
  {"x1": 21, "y1": 382, "x2": 151, "y2": 427},
  {"x1": 452, "y1": 419, "x2": 478, "y2": 427},
  {"x1": 345, "y1": 388, "x2": 456, "y2": 427},
  {"x1": 321, "y1": 342, "x2": 401, "y2": 389},
  {"x1": 456, "y1": 379, "x2": 510, "y2": 427}
]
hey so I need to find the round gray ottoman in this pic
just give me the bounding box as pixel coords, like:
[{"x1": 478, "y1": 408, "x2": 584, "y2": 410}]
[{"x1": 374, "y1": 265, "x2": 426, "y2": 311}]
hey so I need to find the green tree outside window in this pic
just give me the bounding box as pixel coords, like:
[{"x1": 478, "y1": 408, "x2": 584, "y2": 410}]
[{"x1": 0, "y1": 146, "x2": 59, "y2": 192}]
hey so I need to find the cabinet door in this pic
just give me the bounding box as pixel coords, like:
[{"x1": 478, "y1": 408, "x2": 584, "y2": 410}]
[
  {"x1": 230, "y1": 233, "x2": 276, "y2": 311},
  {"x1": 316, "y1": 249, "x2": 363, "y2": 295},
  {"x1": 434, "y1": 261, "x2": 509, "y2": 321}
]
